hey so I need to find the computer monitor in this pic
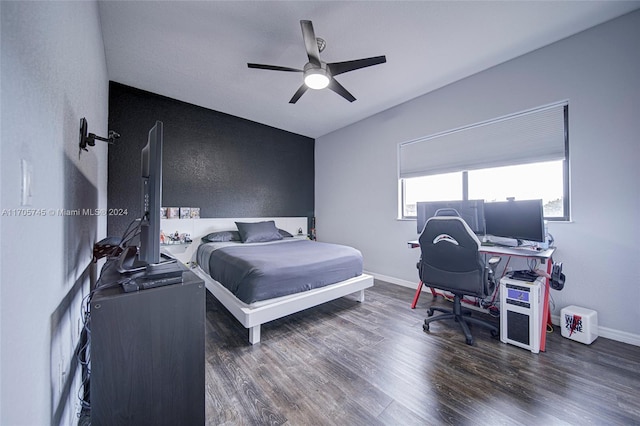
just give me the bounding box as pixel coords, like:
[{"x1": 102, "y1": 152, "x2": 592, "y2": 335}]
[
  {"x1": 417, "y1": 200, "x2": 486, "y2": 235},
  {"x1": 484, "y1": 199, "x2": 545, "y2": 243}
]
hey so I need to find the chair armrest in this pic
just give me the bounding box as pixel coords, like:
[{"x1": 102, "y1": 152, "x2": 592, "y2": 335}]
[
  {"x1": 489, "y1": 256, "x2": 502, "y2": 269},
  {"x1": 488, "y1": 256, "x2": 501, "y2": 271}
]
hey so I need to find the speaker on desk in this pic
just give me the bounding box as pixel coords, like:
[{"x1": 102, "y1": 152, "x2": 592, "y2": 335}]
[{"x1": 500, "y1": 275, "x2": 545, "y2": 353}]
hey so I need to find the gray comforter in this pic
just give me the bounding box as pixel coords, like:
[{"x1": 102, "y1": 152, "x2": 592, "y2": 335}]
[{"x1": 198, "y1": 239, "x2": 363, "y2": 304}]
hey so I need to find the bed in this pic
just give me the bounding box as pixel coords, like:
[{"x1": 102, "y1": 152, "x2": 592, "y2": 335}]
[{"x1": 191, "y1": 219, "x2": 373, "y2": 344}]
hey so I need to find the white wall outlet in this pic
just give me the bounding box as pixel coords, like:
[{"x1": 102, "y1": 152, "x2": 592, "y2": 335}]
[{"x1": 21, "y1": 159, "x2": 33, "y2": 206}]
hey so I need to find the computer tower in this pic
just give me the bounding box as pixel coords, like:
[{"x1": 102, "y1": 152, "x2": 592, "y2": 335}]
[{"x1": 500, "y1": 275, "x2": 545, "y2": 353}]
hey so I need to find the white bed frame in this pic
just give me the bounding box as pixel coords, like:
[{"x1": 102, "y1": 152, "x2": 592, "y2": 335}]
[
  {"x1": 169, "y1": 217, "x2": 374, "y2": 344},
  {"x1": 193, "y1": 267, "x2": 374, "y2": 344}
]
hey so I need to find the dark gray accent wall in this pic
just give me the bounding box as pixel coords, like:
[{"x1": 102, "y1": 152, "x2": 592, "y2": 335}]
[{"x1": 107, "y1": 82, "x2": 314, "y2": 237}]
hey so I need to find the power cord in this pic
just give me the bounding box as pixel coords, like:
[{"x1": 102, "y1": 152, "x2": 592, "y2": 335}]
[
  {"x1": 77, "y1": 277, "x2": 125, "y2": 415},
  {"x1": 77, "y1": 218, "x2": 142, "y2": 416}
]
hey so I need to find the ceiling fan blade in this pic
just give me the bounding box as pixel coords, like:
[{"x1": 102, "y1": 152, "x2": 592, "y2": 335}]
[
  {"x1": 248, "y1": 63, "x2": 302, "y2": 72},
  {"x1": 327, "y1": 78, "x2": 356, "y2": 102},
  {"x1": 289, "y1": 84, "x2": 308, "y2": 104},
  {"x1": 300, "y1": 20, "x2": 321, "y2": 67},
  {"x1": 327, "y1": 55, "x2": 387, "y2": 76}
]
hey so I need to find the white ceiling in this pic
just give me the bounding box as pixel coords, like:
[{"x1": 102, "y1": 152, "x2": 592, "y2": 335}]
[{"x1": 98, "y1": 1, "x2": 639, "y2": 139}]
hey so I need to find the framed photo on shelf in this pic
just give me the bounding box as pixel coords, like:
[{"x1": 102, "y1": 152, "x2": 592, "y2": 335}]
[
  {"x1": 190, "y1": 207, "x2": 200, "y2": 219},
  {"x1": 166, "y1": 207, "x2": 179, "y2": 219}
]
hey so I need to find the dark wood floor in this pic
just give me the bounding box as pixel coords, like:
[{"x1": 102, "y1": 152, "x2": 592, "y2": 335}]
[{"x1": 204, "y1": 280, "x2": 640, "y2": 425}]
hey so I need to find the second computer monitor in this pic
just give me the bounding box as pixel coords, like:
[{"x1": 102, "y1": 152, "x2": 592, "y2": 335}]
[{"x1": 484, "y1": 199, "x2": 545, "y2": 243}]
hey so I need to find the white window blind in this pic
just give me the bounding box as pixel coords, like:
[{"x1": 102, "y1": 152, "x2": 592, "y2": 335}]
[{"x1": 398, "y1": 102, "x2": 567, "y2": 179}]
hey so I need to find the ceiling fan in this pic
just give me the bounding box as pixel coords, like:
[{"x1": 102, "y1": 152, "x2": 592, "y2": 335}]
[{"x1": 248, "y1": 20, "x2": 387, "y2": 104}]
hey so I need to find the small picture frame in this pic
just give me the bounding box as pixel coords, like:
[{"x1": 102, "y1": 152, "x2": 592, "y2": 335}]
[
  {"x1": 190, "y1": 207, "x2": 200, "y2": 219},
  {"x1": 160, "y1": 207, "x2": 167, "y2": 219},
  {"x1": 180, "y1": 207, "x2": 191, "y2": 219},
  {"x1": 166, "y1": 207, "x2": 179, "y2": 219}
]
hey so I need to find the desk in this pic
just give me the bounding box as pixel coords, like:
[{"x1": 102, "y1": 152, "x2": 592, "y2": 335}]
[{"x1": 408, "y1": 240, "x2": 556, "y2": 351}]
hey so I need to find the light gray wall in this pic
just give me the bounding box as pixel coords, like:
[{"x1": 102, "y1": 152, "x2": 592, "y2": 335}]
[
  {"x1": 316, "y1": 11, "x2": 640, "y2": 344},
  {"x1": 1, "y1": 1, "x2": 108, "y2": 424}
]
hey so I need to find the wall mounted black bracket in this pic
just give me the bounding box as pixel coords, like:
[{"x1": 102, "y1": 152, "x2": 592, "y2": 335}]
[{"x1": 79, "y1": 117, "x2": 120, "y2": 152}]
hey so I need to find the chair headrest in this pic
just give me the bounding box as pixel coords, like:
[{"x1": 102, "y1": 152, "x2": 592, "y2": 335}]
[{"x1": 434, "y1": 208, "x2": 460, "y2": 217}]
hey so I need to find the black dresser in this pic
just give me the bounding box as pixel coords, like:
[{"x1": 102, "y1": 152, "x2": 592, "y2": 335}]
[{"x1": 90, "y1": 262, "x2": 205, "y2": 425}]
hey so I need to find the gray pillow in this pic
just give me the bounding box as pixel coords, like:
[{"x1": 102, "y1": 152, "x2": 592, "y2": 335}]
[
  {"x1": 201, "y1": 230, "x2": 241, "y2": 243},
  {"x1": 235, "y1": 221, "x2": 283, "y2": 243}
]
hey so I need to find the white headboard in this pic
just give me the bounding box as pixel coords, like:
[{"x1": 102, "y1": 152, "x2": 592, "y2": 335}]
[{"x1": 159, "y1": 217, "x2": 308, "y2": 264}]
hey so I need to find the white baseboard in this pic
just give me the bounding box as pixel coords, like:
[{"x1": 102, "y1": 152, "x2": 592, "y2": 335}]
[
  {"x1": 364, "y1": 271, "x2": 419, "y2": 290},
  {"x1": 368, "y1": 271, "x2": 640, "y2": 348}
]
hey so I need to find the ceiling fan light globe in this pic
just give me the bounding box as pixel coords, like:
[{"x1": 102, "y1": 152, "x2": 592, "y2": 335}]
[{"x1": 304, "y1": 71, "x2": 330, "y2": 90}]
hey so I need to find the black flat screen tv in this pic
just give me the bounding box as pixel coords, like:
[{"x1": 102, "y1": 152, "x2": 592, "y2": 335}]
[
  {"x1": 484, "y1": 199, "x2": 545, "y2": 243},
  {"x1": 117, "y1": 120, "x2": 180, "y2": 275},
  {"x1": 417, "y1": 200, "x2": 485, "y2": 235},
  {"x1": 138, "y1": 121, "x2": 163, "y2": 265}
]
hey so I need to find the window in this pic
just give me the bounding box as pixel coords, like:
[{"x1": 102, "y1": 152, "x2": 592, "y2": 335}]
[
  {"x1": 399, "y1": 102, "x2": 569, "y2": 221},
  {"x1": 403, "y1": 172, "x2": 462, "y2": 217},
  {"x1": 468, "y1": 161, "x2": 566, "y2": 218}
]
